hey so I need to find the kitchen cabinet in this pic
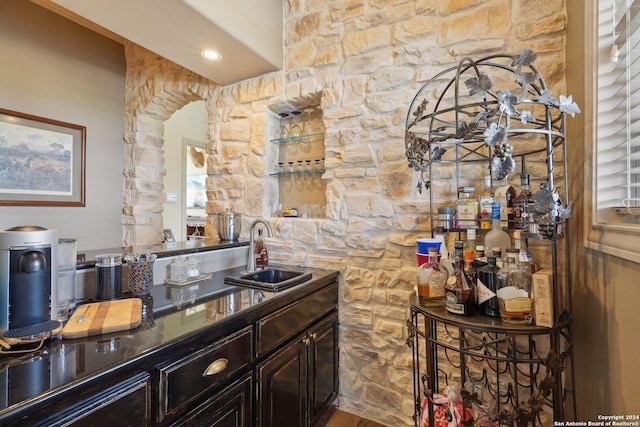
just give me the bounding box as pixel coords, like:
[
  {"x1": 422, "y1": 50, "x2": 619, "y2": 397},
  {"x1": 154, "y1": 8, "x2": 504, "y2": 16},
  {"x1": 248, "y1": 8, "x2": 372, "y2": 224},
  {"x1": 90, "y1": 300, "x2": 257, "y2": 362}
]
[
  {"x1": 257, "y1": 312, "x2": 338, "y2": 427},
  {"x1": 0, "y1": 264, "x2": 340, "y2": 427},
  {"x1": 23, "y1": 374, "x2": 151, "y2": 427},
  {"x1": 170, "y1": 373, "x2": 252, "y2": 427},
  {"x1": 157, "y1": 326, "x2": 253, "y2": 423}
]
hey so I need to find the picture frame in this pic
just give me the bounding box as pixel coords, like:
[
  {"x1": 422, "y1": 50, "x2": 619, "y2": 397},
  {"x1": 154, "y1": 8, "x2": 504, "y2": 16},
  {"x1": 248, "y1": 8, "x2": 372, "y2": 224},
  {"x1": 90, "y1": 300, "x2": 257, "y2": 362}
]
[
  {"x1": 163, "y1": 229, "x2": 175, "y2": 243},
  {"x1": 0, "y1": 108, "x2": 86, "y2": 206}
]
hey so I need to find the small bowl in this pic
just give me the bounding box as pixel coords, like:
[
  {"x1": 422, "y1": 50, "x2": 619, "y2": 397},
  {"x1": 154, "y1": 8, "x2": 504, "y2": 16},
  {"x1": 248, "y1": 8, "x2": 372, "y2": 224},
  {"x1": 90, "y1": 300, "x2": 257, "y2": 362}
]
[{"x1": 416, "y1": 238, "x2": 442, "y2": 254}]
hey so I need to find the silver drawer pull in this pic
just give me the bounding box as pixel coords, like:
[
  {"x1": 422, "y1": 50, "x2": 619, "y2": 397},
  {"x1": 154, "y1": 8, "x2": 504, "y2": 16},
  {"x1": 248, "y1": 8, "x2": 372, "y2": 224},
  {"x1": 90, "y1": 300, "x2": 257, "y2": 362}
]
[{"x1": 203, "y1": 358, "x2": 228, "y2": 376}]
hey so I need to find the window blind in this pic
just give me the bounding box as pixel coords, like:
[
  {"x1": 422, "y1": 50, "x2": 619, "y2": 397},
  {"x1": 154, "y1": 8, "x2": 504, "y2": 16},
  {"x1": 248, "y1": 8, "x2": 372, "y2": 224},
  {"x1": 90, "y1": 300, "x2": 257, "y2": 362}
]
[{"x1": 596, "y1": 0, "x2": 640, "y2": 217}]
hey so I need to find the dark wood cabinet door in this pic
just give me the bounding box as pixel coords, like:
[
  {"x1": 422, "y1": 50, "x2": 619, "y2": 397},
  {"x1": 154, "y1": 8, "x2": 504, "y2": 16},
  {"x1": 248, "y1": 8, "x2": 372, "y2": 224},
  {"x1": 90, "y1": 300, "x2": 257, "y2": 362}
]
[
  {"x1": 257, "y1": 336, "x2": 307, "y2": 427},
  {"x1": 171, "y1": 373, "x2": 252, "y2": 427},
  {"x1": 308, "y1": 312, "x2": 339, "y2": 426}
]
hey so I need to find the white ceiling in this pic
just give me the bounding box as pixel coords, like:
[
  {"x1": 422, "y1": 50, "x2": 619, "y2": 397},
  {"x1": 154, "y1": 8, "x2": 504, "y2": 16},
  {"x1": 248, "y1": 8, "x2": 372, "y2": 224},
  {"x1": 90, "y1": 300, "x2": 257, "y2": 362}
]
[{"x1": 32, "y1": 0, "x2": 283, "y2": 86}]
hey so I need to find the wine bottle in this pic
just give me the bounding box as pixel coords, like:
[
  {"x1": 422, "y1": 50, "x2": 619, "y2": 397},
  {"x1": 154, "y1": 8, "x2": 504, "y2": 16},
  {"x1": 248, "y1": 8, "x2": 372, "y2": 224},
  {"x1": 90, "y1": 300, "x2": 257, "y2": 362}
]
[{"x1": 445, "y1": 241, "x2": 475, "y2": 316}]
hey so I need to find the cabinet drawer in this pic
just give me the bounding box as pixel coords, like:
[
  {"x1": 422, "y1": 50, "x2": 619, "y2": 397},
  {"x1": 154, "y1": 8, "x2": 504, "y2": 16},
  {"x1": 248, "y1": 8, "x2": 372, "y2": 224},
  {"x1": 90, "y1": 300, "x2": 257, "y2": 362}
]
[
  {"x1": 158, "y1": 326, "x2": 253, "y2": 421},
  {"x1": 257, "y1": 282, "x2": 338, "y2": 357},
  {"x1": 40, "y1": 374, "x2": 150, "y2": 427}
]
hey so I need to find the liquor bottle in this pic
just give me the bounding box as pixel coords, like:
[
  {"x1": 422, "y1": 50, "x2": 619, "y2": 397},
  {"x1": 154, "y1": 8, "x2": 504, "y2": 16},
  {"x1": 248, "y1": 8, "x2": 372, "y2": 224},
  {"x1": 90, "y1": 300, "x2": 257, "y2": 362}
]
[
  {"x1": 496, "y1": 249, "x2": 533, "y2": 324},
  {"x1": 483, "y1": 202, "x2": 511, "y2": 257},
  {"x1": 463, "y1": 229, "x2": 476, "y2": 268},
  {"x1": 416, "y1": 248, "x2": 448, "y2": 307},
  {"x1": 477, "y1": 174, "x2": 495, "y2": 230},
  {"x1": 513, "y1": 230, "x2": 534, "y2": 273},
  {"x1": 435, "y1": 226, "x2": 454, "y2": 277},
  {"x1": 494, "y1": 176, "x2": 516, "y2": 229},
  {"x1": 254, "y1": 229, "x2": 269, "y2": 269},
  {"x1": 455, "y1": 187, "x2": 478, "y2": 229},
  {"x1": 476, "y1": 256, "x2": 501, "y2": 317},
  {"x1": 445, "y1": 241, "x2": 475, "y2": 316},
  {"x1": 513, "y1": 174, "x2": 533, "y2": 230}
]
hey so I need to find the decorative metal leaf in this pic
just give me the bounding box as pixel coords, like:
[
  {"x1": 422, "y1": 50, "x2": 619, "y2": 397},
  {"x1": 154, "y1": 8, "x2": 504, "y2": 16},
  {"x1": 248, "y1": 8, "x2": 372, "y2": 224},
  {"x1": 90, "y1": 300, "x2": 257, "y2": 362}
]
[
  {"x1": 519, "y1": 110, "x2": 533, "y2": 124},
  {"x1": 536, "y1": 90, "x2": 558, "y2": 106},
  {"x1": 559, "y1": 94, "x2": 581, "y2": 117},
  {"x1": 516, "y1": 71, "x2": 539, "y2": 87},
  {"x1": 409, "y1": 99, "x2": 429, "y2": 128},
  {"x1": 483, "y1": 122, "x2": 507, "y2": 147},
  {"x1": 497, "y1": 90, "x2": 519, "y2": 116},
  {"x1": 431, "y1": 146, "x2": 447, "y2": 161},
  {"x1": 491, "y1": 155, "x2": 516, "y2": 180},
  {"x1": 512, "y1": 49, "x2": 538, "y2": 68},
  {"x1": 456, "y1": 121, "x2": 479, "y2": 140},
  {"x1": 465, "y1": 73, "x2": 493, "y2": 97}
]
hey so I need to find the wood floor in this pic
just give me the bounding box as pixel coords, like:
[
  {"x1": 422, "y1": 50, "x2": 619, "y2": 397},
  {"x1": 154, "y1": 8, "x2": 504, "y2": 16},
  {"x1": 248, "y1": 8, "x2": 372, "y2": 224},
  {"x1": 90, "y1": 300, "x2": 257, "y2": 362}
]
[{"x1": 324, "y1": 409, "x2": 388, "y2": 427}]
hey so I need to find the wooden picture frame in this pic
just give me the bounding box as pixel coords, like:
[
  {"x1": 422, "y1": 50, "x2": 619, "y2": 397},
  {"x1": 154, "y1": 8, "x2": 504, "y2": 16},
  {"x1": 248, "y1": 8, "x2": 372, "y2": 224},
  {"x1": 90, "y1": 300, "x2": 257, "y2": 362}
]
[{"x1": 0, "y1": 108, "x2": 86, "y2": 206}]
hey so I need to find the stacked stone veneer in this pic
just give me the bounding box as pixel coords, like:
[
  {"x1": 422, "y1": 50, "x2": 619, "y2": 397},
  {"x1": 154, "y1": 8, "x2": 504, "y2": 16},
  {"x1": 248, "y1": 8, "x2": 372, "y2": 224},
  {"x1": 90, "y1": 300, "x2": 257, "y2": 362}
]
[{"x1": 122, "y1": 1, "x2": 569, "y2": 425}]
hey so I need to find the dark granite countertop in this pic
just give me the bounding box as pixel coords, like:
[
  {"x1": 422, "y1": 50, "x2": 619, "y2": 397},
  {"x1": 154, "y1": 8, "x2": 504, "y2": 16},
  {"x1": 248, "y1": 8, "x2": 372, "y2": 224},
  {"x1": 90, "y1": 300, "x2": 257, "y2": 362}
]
[{"x1": 0, "y1": 265, "x2": 339, "y2": 420}]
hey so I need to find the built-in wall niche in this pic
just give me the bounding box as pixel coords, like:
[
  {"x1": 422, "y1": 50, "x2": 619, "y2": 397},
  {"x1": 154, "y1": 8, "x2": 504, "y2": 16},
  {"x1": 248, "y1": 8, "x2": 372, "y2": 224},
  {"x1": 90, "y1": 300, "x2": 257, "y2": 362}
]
[{"x1": 268, "y1": 104, "x2": 326, "y2": 218}]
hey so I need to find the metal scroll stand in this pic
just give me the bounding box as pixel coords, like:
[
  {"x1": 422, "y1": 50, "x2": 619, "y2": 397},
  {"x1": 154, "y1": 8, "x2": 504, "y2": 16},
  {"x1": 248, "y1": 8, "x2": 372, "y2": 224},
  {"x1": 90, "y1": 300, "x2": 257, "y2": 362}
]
[{"x1": 404, "y1": 50, "x2": 577, "y2": 426}]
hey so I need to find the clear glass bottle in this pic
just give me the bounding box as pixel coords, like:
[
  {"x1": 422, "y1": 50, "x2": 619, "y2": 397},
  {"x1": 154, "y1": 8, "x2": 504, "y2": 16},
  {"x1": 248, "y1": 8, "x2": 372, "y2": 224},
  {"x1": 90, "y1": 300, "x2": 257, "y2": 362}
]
[
  {"x1": 464, "y1": 228, "x2": 476, "y2": 260},
  {"x1": 476, "y1": 255, "x2": 501, "y2": 317},
  {"x1": 494, "y1": 175, "x2": 516, "y2": 230},
  {"x1": 513, "y1": 174, "x2": 533, "y2": 230},
  {"x1": 455, "y1": 186, "x2": 478, "y2": 229},
  {"x1": 254, "y1": 229, "x2": 269, "y2": 269},
  {"x1": 513, "y1": 230, "x2": 534, "y2": 273},
  {"x1": 416, "y1": 248, "x2": 448, "y2": 307},
  {"x1": 445, "y1": 241, "x2": 475, "y2": 316},
  {"x1": 477, "y1": 174, "x2": 495, "y2": 230},
  {"x1": 496, "y1": 249, "x2": 533, "y2": 324},
  {"x1": 483, "y1": 202, "x2": 511, "y2": 257}
]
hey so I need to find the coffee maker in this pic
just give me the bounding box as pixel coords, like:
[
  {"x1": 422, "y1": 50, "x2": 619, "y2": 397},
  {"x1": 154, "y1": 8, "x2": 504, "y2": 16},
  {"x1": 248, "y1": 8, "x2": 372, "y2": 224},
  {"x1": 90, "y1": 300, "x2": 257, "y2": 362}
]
[{"x1": 0, "y1": 226, "x2": 60, "y2": 343}]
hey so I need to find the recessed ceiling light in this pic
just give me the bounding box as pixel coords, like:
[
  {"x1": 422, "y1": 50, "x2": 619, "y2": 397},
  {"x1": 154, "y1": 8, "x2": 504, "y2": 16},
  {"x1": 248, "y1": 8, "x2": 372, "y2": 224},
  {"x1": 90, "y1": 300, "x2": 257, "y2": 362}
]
[{"x1": 201, "y1": 50, "x2": 222, "y2": 61}]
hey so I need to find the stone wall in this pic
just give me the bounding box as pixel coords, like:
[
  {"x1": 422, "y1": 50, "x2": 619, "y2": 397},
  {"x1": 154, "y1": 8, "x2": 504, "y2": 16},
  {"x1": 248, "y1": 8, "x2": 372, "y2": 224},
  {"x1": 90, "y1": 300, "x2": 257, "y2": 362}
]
[{"x1": 123, "y1": 0, "x2": 569, "y2": 425}]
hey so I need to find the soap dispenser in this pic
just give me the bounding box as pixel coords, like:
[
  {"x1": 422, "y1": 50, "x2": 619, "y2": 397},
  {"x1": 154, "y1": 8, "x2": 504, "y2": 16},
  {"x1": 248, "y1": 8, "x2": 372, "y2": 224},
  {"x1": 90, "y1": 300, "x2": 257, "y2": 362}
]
[{"x1": 254, "y1": 229, "x2": 269, "y2": 269}]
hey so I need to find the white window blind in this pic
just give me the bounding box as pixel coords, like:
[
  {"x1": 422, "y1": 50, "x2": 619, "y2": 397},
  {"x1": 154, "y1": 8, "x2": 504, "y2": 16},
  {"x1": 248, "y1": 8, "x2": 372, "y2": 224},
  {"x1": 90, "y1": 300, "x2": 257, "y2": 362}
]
[{"x1": 596, "y1": 0, "x2": 640, "y2": 219}]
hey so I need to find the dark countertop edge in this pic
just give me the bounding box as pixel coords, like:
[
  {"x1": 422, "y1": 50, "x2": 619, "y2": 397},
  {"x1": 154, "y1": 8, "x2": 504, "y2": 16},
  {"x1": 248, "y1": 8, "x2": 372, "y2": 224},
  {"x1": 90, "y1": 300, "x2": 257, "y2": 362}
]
[
  {"x1": 76, "y1": 238, "x2": 250, "y2": 269},
  {"x1": 0, "y1": 266, "x2": 340, "y2": 421}
]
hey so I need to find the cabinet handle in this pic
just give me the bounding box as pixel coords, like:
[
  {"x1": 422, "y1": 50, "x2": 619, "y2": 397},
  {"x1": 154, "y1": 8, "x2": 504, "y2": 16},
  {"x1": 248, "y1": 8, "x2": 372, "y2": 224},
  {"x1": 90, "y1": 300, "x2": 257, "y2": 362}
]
[
  {"x1": 310, "y1": 333, "x2": 318, "y2": 340},
  {"x1": 302, "y1": 337, "x2": 311, "y2": 345},
  {"x1": 203, "y1": 358, "x2": 228, "y2": 376}
]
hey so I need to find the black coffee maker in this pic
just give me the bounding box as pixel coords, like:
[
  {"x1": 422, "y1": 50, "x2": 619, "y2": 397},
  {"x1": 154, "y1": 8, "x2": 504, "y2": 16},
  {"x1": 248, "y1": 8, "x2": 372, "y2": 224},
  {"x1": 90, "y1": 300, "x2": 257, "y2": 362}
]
[{"x1": 0, "y1": 226, "x2": 61, "y2": 346}]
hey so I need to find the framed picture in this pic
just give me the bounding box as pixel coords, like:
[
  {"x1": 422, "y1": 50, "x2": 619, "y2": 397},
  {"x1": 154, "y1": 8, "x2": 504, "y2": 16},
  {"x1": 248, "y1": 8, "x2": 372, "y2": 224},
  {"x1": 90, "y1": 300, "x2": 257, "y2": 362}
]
[
  {"x1": 163, "y1": 229, "x2": 175, "y2": 243},
  {"x1": 0, "y1": 108, "x2": 86, "y2": 206}
]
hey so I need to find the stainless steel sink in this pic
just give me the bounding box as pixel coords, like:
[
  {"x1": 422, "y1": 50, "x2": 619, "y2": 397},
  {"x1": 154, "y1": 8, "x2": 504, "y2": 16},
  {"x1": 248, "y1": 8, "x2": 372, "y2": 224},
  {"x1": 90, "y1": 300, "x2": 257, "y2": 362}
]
[{"x1": 224, "y1": 268, "x2": 312, "y2": 292}]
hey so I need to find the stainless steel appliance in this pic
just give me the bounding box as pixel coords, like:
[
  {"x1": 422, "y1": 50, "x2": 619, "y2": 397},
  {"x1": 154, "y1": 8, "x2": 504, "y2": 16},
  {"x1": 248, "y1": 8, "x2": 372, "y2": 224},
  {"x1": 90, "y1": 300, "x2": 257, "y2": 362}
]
[{"x1": 0, "y1": 226, "x2": 59, "y2": 341}]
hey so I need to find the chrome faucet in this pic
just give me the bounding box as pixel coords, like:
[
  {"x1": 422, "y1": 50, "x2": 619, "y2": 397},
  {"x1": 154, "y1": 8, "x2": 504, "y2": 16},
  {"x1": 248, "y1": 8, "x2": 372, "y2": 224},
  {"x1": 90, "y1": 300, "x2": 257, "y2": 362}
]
[{"x1": 247, "y1": 219, "x2": 273, "y2": 271}]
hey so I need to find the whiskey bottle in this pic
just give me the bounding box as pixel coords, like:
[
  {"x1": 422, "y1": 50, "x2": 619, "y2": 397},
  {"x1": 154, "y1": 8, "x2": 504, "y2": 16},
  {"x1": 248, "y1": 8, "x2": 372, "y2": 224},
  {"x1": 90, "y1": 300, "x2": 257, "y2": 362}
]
[
  {"x1": 513, "y1": 174, "x2": 533, "y2": 230},
  {"x1": 477, "y1": 174, "x2": 495, "y2": 230},
  {"x1": 494, "y1": 176, "x2": 516, "y2": 229},
  {"x1": 455, "y1": 187, "x2": 478, "y2": 229},
  {"x1": 496, "y1": 249, "x2": 533, "y2": 324},
  {"x1": 476, "y1": 256, "x2": 500, "y2": 317},
  {"x1": 445, "y1": 241, "x2": 475, "y2": 316},
  {"x1": 416, "y1": 248, "x2": 447, "y2": 307}
]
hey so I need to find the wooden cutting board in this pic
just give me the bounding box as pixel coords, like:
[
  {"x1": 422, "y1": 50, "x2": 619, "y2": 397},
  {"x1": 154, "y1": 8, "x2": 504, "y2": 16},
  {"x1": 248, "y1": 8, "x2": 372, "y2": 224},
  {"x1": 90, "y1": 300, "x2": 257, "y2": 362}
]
[{"x1": 62, "y1": 298, "x2": 143, "y2": 339}]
